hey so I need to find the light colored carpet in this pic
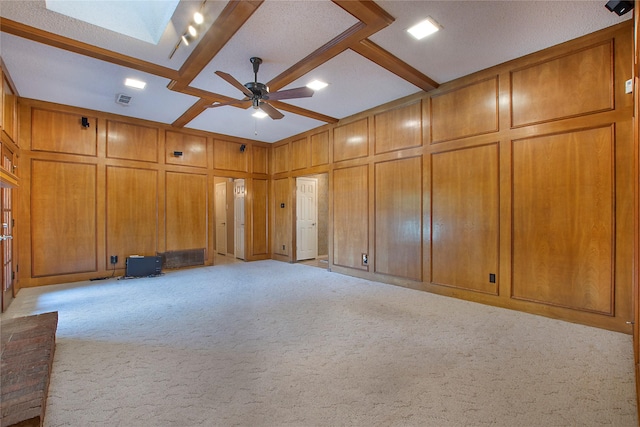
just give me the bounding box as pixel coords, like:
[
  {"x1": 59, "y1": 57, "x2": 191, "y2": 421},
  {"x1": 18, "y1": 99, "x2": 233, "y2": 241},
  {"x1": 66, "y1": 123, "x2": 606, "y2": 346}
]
[{"x1": 2, "y1": 260, "x2": 637, "y2": 426}]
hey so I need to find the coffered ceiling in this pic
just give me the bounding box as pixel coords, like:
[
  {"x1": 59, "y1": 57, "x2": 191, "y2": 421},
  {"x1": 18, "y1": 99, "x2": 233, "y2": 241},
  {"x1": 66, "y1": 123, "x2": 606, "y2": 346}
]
[{"x1": 0, "y1": 0, "x2": 631, "y2": 143}]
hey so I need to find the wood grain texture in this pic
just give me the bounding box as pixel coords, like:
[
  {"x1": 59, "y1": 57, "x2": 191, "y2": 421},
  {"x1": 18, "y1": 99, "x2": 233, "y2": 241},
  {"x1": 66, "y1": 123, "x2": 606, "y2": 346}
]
[
  {"x1": 165, "y1": 172, "x2": 207, "y2": 251},
  {"x1": 107, "y1": 120, "x2": 158, "y2": 163},
  {"x1": 213, "y1": 139, "x2": 248, "y2": 172},
  {"x1": 511, "y1": 41, "x2": 613, "y2": 127},
  {"x1": 273, "y1": 144, "x2": 289, "y2": 174},
  {"x1": 2, "y1": 75, "x2": 16, "y2": 143},
  {"x1": 106, "y1": 166, "x2": 158, "y2": 268},
  {"x1": 252, "y1": 145, "x2": 268, "y2": 174},
  {"x1": 512, "y1": 127, "x2": 614, "y2": 314},
  {"x1": 0, "y1": 18, "x2": 179, "y2": 80},
  {"x1": 165, "y1": 131, "x2": 207, "y2": 168},
  {"x1": 333, "y1": 118, "x2": 369, "y2": 162},
  {"x1": 31, "y1": 160, "x2": 96, "y2": 276},
  {"x1": 333, "y1": 165, "x2": 368, "y2": 270},
  {"x1": 352, "y1": 39, "x2": 438, "y2": 92},
  {"x1": 374, "y1": 101, "x2": 422, "y2": 154},
  {"x1": 431, "y1": 144, "x2": 499, "y2": 294},
  {"x1": 310, "y1": 131, "x2": 329, "y2": 166},
  {"x1": 175, "y1": 0, "x2": 263, "y2": 86},
  {"x1": 291, "y1": 138, "x2": 310, "y2": 171},
  {"x1": 31, "y1": 109, "x2": 97, "y2": 155},
  {"x1": 375, "y1": 156, "x2": 422, "y2": 281},
  {"x1": 430, "y1": 77, "x2": 498, "y2": 144},
  {"x1": 251, "y1": 179, "x2": 269, "y2": 256},
  {"x1": 274, "y1": 178, "x2": 291, "y2": 256}
]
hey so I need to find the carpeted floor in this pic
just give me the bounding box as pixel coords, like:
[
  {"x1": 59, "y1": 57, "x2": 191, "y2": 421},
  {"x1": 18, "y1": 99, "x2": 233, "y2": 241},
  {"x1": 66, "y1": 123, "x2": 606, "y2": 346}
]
[{"x1": 2, "y1": 260, "x2": 637, "y2": 426}]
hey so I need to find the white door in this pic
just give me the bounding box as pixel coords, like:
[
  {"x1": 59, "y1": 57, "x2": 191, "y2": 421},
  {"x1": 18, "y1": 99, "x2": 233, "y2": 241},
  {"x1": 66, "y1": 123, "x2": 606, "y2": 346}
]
[
  {"x1": 215, "y1": 182, "x2": 227, "y2": 255},
  {"x1": 296, "y1": 177, "x2": 318, "y2": 261},
  {"x1": 234, "y1": 179, "x2": 245, "y2": 260}
]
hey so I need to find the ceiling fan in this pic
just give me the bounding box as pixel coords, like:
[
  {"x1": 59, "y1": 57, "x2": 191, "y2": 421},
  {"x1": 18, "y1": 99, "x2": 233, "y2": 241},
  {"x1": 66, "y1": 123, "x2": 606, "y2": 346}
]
[{"x1": 209, "y1": 57, "x2": 314, "y2": 120}]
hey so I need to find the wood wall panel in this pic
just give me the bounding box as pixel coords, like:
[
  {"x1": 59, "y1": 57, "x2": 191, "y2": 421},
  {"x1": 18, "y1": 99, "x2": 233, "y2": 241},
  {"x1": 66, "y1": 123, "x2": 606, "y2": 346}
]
[
  {"x1": 213, "y1": 139, "x2": 248, "y2": 172},
  {"x1": 374, "y1": 102, "x2": 422, "y2": 154},
  {"x1": 310, "y1": 131, "x2": 329, "y2": 166},
  {"x1": 252, "y1": 178, "x2": 269, "y2": 256},
  {"x1": 291, "y1": 138, "x2": 310, "y2": 171},
  {"x1": 31, "y1": 160, "x2": 96, "y2": 276},
  {"x1": 273, "y1": 178, "x2": 290, "y2": 256},
  {"x1": 431, "y1": 144, "x2": 499, "y2": 294},
  {"x1": 31, "y1": 109, "x2": 97, "y2": 155},
  {"x1": 165, "y1": 172, "x2": 207, "y2": 252},
  {"x1": 253, "y1": 145, "x2": 268, "y2": 174},
  {"x1": 511, "y1": 41, "x2": 613, "y2": 127},
  {"x1": 106, "y1": 120, "x2": 158, "y2": 163},
  {"x1": 2, "y1": 75, "x2": 16, "y2": 143},
  {"x1": 375, "y1": 156, "x2": 422, "y2": 280},
  {"x1": 333, "y1": 165, "x2": 368, "y2": 270},
  {"x1": 333, "y1": 118, "x2": 369, "y2": 162},
  {"x1": 430, "y1": 77, "x2": 498, "y2": 143},
  {"x1": 512, "y1": 126, "x2": 614, "y2": 314},
  {"x1": 165, "y1": 131, "x2": 207, "y2": 168},
  {"x1": 273, "y1": 144, "x2": 289, "y2": 174},
  {"x1": 106, "y1": 166, "x2": 158, "y2": 267}
]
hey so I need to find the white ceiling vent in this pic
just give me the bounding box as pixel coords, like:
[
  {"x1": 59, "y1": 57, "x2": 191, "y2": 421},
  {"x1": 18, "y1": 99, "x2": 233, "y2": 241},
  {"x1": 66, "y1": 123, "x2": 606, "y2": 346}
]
[{"x1": 115, "y1": 93, "x2": 132, "y2": 106}]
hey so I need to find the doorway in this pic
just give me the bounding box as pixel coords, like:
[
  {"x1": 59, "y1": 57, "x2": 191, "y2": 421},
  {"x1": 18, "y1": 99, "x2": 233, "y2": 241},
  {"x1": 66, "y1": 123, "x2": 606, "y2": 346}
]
[
  {"x1": 296, "y1": 174, "x2": 328, "y2": 265},
  {"x1": 234, "y1": 179, "x2": 245, "y2": 260}
]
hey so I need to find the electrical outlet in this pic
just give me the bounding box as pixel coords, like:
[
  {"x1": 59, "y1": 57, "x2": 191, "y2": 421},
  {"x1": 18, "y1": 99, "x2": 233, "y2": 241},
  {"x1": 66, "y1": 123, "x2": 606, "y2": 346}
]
[
  {"x1": 362, "y1": 253, "x2": 368, "y2": 266},
  {"x1": 110, "y1": 255, "x2": 118, "y2": 265}
]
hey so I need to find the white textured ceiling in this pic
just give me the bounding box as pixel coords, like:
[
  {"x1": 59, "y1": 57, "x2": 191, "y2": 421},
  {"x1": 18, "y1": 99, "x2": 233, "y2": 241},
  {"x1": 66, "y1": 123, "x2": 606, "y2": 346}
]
[{"x1": 0, "y1": 0, "x2": 632, "y2": 143}]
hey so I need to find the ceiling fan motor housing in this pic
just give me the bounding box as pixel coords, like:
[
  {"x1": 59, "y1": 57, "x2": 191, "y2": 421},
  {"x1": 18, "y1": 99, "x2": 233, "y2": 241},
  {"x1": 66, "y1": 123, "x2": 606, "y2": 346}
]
[{"x1": 245, "y1": 81, "x2": 269, "y2": 98}]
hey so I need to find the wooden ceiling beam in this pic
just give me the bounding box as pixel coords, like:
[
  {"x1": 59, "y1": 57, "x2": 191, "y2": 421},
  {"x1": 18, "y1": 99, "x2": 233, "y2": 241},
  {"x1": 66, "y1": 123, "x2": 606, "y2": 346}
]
[
  {"x1": 352, "y1": 39, "x2": 439, "y2": 92},
  {"x1": 268, "y1": 101, "x2": 339, "y2": 124},
  {"x1": 0, "y1": 19, "x2": 180, "y2": 80},
  {"x1": 171, "y1": 0, "x2": 263, "y2": 90},
  {"x1": 172, "y1": 98, "x2": 215, "y2": 128},
  {"x1": 267, "y1": 22, "x2": 366, "y2": 92},
  {"x1": 331, "y1": 0, "x2": 395, "y2": 27}
]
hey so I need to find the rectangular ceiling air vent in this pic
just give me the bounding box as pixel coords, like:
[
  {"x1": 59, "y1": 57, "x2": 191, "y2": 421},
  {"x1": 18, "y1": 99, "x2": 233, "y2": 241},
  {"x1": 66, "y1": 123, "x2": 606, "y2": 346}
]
[{"x1": 116, "y1": 93, "x2": 132, "y2": 106}]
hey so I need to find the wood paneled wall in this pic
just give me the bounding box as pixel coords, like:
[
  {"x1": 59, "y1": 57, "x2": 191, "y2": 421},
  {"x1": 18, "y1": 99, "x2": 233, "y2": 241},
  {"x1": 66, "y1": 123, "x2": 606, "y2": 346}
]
[
  {"x1": 270, "y1": 22, "x2": 634, "y2": 332},
  {"x1": 17, "y1": 99, "x2": 270, "y2": 287}
]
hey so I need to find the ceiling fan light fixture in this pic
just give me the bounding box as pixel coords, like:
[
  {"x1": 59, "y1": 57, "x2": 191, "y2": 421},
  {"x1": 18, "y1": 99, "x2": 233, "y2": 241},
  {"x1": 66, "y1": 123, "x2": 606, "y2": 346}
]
[
  {"x1": 306, "y1": 80, "x2": 328, "y2": 91},
  {"x1": 252, "y1": 111, "x2": 268, "y2": 119},
  {"x1": 407, "y1": 17, "x2": 441, "y2": 40}
]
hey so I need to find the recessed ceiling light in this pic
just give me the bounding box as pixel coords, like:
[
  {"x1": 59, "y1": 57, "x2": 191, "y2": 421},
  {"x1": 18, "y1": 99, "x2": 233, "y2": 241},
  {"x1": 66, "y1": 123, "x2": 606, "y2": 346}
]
[
  {"x1": 407, "y1": 17, "x2": 441, "y2": 40},
  {"x1": 306, "y1": 80, "x2": 328, "y2": 91},
  {"x1": 125, "y1": 78, "x2": 146, "y2": 89},
  {"x1": 193, "y1": 12, "x2": 204, "y2": 25},
  {"x1": 188, "y1": 25, "x2": 197, "y2": 37},
  {"x1": 252, "y1": 111, "x2": 268, "y2": 119}
]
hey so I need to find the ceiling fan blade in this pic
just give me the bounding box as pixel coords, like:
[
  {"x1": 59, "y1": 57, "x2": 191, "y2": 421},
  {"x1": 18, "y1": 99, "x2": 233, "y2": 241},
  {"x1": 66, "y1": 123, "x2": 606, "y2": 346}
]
[
  {"x1": 265, "y1": 86, "x2": 314, "y2": 101},
  {"x1": 259, "y1": 102, "x2": 284, "y2": 120},
  {"x1": 214, "y1": 71, "x2": 253, "y2": 98},
  {"x1": 205, "y1": 99, "x2": 252, "y2": 109}
]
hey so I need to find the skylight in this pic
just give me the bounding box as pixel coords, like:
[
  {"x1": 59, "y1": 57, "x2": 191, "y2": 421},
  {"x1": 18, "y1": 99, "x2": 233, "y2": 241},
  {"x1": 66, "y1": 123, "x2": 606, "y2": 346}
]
[{"x1": 45, "y1": 0, "x2": 180, "y2": 44}]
